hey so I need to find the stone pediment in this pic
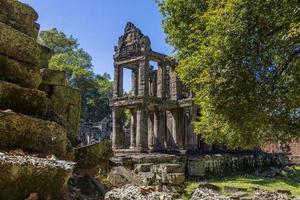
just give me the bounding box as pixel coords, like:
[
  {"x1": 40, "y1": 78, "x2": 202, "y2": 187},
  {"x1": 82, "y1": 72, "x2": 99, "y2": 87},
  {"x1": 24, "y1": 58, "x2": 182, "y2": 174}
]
[{"x1": 114, "y1": 22, "x2": 151, "y2": 60}]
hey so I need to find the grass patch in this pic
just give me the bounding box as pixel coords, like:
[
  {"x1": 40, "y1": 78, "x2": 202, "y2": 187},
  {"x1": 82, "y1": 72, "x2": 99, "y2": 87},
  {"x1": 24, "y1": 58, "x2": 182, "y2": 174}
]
[{"x1": 182, "y1": 166, "x2": 300, "y2": 199}]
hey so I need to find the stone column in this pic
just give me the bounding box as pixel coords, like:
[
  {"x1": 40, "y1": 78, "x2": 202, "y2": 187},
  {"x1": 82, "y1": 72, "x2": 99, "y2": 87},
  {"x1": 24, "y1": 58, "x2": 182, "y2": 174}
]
[
  {"x1": 158, "y1": 110, "x2": 166, "y2": 150},
  {"x1": 131, "y1": 68, "x2": 138, "y2": 96},
  {"x1": 113, "y1": 64, "x2": 119, "y2": 98},
  {"x1": 157, "y1": 62, "x2": 165, "y2": 98},
  {"x1": 136, "y1": 106, "x2": 148, "y2": 151},
  {"x1": 118, "y1": 66, "x2": 123, "y2": 96},
  {"x1": 138, "y1": 58, "x2": 149, "y2": 96},
  {"x1": 112, "y1": 107, "x2": 123, "y2": 150},
  {"x1": 129, "y1": 109, "x2": 136, "y2": 149},
  {"x1": 153, "y1": 109, "x2": 161, "y2": 150},
  {"x1": 148, "y1": 112, "x2": 154, "y2": 151},
  {"x1": 171, "y1": 109, "x2": 184, "y2": 150},
  {"x1": 113, "y1": 64, "x2": 123, "y2": 97},
  {"x1": 170, "y1": 66, "x2": 179, "y2": 100}
]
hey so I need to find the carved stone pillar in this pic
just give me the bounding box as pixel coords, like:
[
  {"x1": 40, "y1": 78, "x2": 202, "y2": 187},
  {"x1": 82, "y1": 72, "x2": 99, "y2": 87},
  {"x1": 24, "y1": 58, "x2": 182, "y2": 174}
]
[
  {"x1": 170, "y1": 66, "x2": 179, "y2": 100},
  {"x1": 112, "y1": 107, "x2": 123, "y2": 149},
  {"x1": 148, "y1": 112, "x2": 154, "y2": 151},
  {"x1": 136, "y1": 106, "x2": 148, "y2": 151},
  {"x1": 171, "y1": 109, "x2": 183, "y2": 150},
  {"x1": 138, "y1": 58, "x2": 149, "y2": 96},
  {"x1": 113, "y1": 64, "x2": 123, "y2": 97},
  {"x1": 157, "y1": 62, "x2": 165, "y2": 98},
  {"x1": 131, "y1": 68, "x2": 138, "y2": 96},
  {"x1": 159, "y1": 109, "x2": 166, "y2": 150},
  {"x1": 130, "y1": 109, "x2": 136, "y2": 149}
]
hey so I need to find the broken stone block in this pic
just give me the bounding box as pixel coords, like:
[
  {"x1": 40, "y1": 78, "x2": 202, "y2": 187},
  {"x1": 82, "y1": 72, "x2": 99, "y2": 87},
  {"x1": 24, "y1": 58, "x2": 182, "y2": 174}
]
[
  {"x1": 0, "y1": 0, "x2": 39, "y2": 38},
  {"x1": 134, "y1": 163, "x2": 154, "y2": 173},
  {"x1": 40, "y1": 68, "x2": 67, "y2": 86},
  {"x1": 0, "y1": 21, "x2": 41, "y2": 64},
  {"x1": 152, "y1": 163, "x2": 184, "y2": 173},
  {"x1": 47, "y1": 85, "x2": 81, "y2": 144},
  {"x1": 75, "y1": 140, "x2": 113, "y2": 169},
  {"x1": 163, "y1": 173, "x2": 185, "y2": 185},
  {"x1": 0, "y1": 55, "x2": 42, "y2": 89},
  {"x1": 107, "y1": 166, "x2": 144, "y2": 187},
  {"x1": 38, "y1": 45, "x2": 52, "y2": 68},
  {"x1": 0, "y1": 81, "x2": 48, "y2": 118},
  {"x1": 0, "y1": 110, "x2": 68, "y2": 158},
  {"x1": 0, "y1": 153, "x2": 74, "y2": 200}
]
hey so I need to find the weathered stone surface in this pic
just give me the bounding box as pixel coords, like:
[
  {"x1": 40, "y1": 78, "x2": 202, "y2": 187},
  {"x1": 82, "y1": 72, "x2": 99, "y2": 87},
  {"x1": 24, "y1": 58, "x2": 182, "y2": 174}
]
[
  {"x1": 40, "y1": 68, "x2": 66, "y2": 86},
  {"x1": 163, "y1": 173, "x2": 185, "y2": 185},
  {"x1": 0, "y1": 153, "x2": 74, "y2": 200},
  {"x1": 0, "y1": 110, "x2": 68, "y2": 158},
  {"x1": 107, "y1": 166, "x2": 144, "y2": 187},
  {"x1": 105, "y1": 184, "x2": 173, "y2": 200},
  {"x1": 0, "y1": 55, "x2": 42, "y2": 89},
  {"x1": 187, "y1": 153, "x2": 289, "y2": 178},
  {"x1": 48, "y1": 85, "x2": 81, "y2": 144},
  {"x1": 152, "y1": 163, "x2": 184, "y2": 173},
  {"x1": 38, "y1": 45, "x2": 52, "y2": 68},
  {"x1": 0, "y1": 0, "x2": 39, "y2": 38},
  {"x1": 0, "y1": 81, "x2": 48, "y2": 118},
  {"x1": 0, "y1": 21, "x2": 41, "y2": 64},
  {"x1": 75, "y1": 140, "x2": 113, "y2": 169},
  {"x1": 134, "y1": 163, "x2": 154, "y2": 173},
  {"x1": 190, "y1": 188, "x2": 229, "y2": 200}
]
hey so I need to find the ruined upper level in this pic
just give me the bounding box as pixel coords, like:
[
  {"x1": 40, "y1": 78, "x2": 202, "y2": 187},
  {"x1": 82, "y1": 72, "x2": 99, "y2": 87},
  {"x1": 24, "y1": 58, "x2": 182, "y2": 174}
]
[{"x1": 112, "y1": 22, "x2": 191, "y2": 107}]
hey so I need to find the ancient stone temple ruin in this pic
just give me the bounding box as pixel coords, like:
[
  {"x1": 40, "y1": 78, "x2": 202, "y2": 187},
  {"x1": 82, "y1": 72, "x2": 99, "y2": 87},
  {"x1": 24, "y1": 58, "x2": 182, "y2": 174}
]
[{"x1": 111, "y1": 22, "x2": 199, "y2": 153}]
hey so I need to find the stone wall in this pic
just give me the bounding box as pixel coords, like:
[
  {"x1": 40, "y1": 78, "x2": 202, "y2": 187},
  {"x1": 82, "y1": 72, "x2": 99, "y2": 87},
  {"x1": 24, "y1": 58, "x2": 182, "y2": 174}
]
[
  {"x1": 0, "y1": 1, "x2": 80, "y2": 199},
  {"x1": 187, "y1": 153, "x2": 289, "y2": 179}
]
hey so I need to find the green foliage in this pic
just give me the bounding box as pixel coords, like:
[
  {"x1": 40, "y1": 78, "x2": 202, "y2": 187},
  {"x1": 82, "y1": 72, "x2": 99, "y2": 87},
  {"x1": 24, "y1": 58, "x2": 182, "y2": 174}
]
[
  {"x1": 158, "y1": 0, "x2": 300, "y2": 149},
  {"x1": 38, "y1": 28, "x2": 112, "y2": 122}
]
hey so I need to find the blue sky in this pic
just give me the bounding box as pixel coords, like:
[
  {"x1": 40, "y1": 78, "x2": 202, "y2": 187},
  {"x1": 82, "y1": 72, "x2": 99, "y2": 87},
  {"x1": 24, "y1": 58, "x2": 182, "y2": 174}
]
[{"x1": 20, "y1": 0, "x2": 173, "y2": 91}]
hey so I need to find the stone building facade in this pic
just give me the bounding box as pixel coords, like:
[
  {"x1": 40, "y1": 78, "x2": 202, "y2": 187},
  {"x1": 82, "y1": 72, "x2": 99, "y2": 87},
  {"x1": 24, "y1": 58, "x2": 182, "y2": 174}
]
[{"x1": 110, "y1": 22, "x2": 199, "y2": 153}]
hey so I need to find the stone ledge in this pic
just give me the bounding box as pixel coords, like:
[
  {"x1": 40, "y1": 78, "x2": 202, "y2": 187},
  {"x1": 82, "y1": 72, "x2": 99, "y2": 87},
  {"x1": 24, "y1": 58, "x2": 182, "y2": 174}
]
[
  {"x1": 0, "y1": 55, "x2": 42, "y2": 89},
  {"x1": 0, "y1": 22, "x2": 41, "y2": 65},
  {"x1": 0, "y1": 81, "x2": 48, "y2": 118},
  {"x1": 0, "y1": 153, "x2": 73, "y2": 200},
  {"x1": 0, "y1": 110, "x2": 68, "y2": 158}
]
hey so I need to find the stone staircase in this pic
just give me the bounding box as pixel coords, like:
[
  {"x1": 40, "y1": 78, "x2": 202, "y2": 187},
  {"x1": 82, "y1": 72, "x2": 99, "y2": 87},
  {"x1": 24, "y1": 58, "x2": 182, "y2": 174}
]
[{"x1": 111, "y1": 153, "x2": 186, "y2": 193}]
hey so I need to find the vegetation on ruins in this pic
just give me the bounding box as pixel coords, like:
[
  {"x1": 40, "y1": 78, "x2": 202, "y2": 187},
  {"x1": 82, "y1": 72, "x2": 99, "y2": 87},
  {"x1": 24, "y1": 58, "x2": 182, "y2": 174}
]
[
  {"x1": 38, "y1": 28, "x2": 112, "y2": 122},
  {"x1": 158, "y1": 0, "x2": 300, "y2": 149}
]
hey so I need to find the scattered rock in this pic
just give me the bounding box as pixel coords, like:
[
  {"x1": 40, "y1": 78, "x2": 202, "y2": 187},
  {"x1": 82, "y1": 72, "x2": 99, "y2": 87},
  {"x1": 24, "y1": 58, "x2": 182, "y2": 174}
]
[
  {"x1": 190, "y1": 188, "x2": 229, "y2": 200},
  {"x1": 253, "y1": 190, "x2": 289, "y2": 200},
  {"x1": 107, "y1": 166, "x2": 144, "y2": 187},
  {"x1": 277, "y1": 189, "x2": 292, "y2": 196},
  {"x1": 104, "y1": 184, "x2": 173, "y2": 200}
]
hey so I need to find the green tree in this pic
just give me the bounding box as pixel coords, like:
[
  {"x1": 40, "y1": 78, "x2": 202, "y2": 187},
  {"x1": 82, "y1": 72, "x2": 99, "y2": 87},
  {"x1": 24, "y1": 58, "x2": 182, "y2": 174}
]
[
  {"x1": 158, "y1": 0, "x2": 300, "y2": 149},
  {"x1": 38, "y1": 28, "x2": 112, "y2": 122}
]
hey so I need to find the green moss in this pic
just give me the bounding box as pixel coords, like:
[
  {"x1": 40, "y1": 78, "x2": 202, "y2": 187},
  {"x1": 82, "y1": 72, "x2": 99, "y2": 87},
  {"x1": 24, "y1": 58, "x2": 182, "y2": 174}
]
[
  {"x1": 75, "y1": 140, "x2": 113, "y2": 169},
  {"x1": 0, "y1": 81, "x2": 48, "y2": 118},
  {"x1": 0, "y1": 110, "x2": 69, "y2": 159}
]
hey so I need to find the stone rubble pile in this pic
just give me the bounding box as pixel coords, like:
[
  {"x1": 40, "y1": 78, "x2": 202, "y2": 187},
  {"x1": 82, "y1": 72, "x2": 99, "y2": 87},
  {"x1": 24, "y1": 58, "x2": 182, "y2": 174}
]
[
  {"x1": 253, "y1": 190, "x2": 289, "y2": 200},
  {"x1": 0, "y1": 0, "x2": 81, "y2": 199},
  {"x1": 105, "y1": 184, "x2": 173, "y2": 200},
  {"x1": 190, "y1": 188, "x2": 229, "y2": 200}
]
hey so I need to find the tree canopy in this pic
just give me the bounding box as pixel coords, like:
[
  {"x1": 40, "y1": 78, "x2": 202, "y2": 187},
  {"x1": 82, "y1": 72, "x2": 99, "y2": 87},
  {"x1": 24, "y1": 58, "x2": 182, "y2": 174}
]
[
  {"x1": 38, "y1": 28, "x2": 112, "y2": 122},
  {"x1": 158, "y1": 0, "x2": 300, "y2": 149}
]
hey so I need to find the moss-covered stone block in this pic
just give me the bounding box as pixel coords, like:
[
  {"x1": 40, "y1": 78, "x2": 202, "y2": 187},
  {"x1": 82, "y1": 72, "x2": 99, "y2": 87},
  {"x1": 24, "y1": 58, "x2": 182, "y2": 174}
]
[
  {"x1": 0, "y1": 153, "x2": 74, "y2": 200},
  {"x1": 40, "y1": 68, "x2": 67, "y2": 86},
  {"x1": 0, "y1": 22, "x2": 41, "y2": 64},
  {"x1": 48, "y1": 85, "x2": 81, "y2": 144},
  {"x1": 0, "y1": 0, "x2": 39, "y2": 38},
  {"x1": 0, "y1": 81, "x2": 48, "y2": 118},
  {"x1": 0, "y1": 55, "x2": 42, "y2": 89},
  {"x1": 75, "y1": 140, "x2": 113, "y2": 169},
  {"x1": 39, "y1": 45, "x2": 52, "y2": 68},
  {"x1": 0, "y1": 110, "x2": 69, "y2": 158}
]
